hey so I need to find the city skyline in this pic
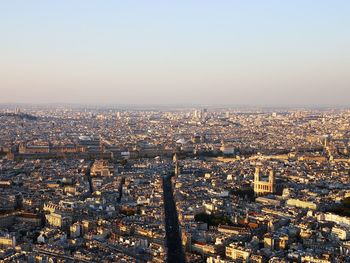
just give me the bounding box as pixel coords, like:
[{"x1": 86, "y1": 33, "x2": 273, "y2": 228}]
[
  {"x1": 2, "y1": 106, "x2": 350, "y2": 262},
  {"x1": 2, "y1": 2, "x2": 350, "y2": 262},
  {"x1": 1, "y1": 1, "x2": 350, "y2": 106}
]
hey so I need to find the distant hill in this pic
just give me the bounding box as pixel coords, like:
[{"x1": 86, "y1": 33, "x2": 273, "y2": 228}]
[{"x1": 0, "y1": 112, "x2": 38, "y2": 120}]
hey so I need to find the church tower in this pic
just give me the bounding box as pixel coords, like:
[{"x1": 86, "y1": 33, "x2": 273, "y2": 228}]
[
  {"x1": 268, "y1": 170, "x2": 275, "y2": 193},
  {"x1": 254, "y1": 167, "x2": 260, "y2": 183},
  {"x1": 254, "y1": 166, "x2": 275, "y2": 196}
]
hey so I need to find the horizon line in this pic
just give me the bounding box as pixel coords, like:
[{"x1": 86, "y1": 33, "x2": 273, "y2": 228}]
[{"x1": 1, "y1": 102, "x2": 350, "y2": 110}]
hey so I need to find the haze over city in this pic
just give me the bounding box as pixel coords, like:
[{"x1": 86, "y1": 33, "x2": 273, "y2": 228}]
[
  {"x1": 3, "y1": 2, "x2": 350, "y2": 263},
  {"x1": 1, "y1": 1, "x2": 350, "y2": 106}
]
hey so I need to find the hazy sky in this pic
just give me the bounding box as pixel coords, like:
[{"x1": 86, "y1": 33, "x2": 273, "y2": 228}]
[{"x1": 1, "y1": 1, "x2": 349, "y2": 106}]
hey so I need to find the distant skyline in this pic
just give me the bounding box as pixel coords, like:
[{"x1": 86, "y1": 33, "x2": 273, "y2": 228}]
[{"x1": 1, "y1": 1, "x2": 350, "y2": 106}]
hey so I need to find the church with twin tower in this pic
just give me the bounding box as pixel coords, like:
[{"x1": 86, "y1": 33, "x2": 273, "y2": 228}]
[{"x1": 253, "y1": 167, "x2": 276, "y2": 196}]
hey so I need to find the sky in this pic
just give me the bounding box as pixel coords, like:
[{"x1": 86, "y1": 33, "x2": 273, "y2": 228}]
[{"x1": 0, "y1": 1, "x2": 349, "y2": 106}]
